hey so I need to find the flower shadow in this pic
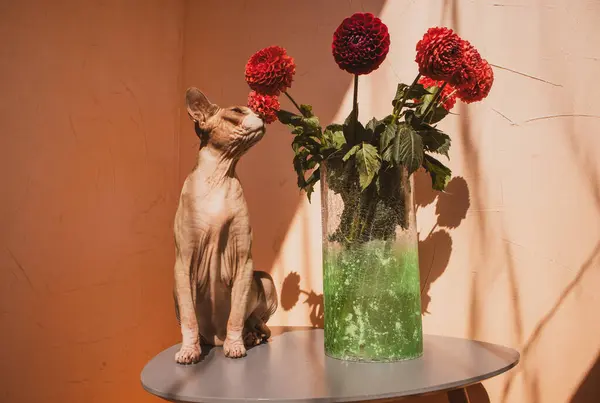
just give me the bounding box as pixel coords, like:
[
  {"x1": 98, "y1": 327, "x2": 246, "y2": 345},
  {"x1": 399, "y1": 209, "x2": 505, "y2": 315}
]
[{"x1": 280, "y1": 271, "x2": 324, "y2": 329}]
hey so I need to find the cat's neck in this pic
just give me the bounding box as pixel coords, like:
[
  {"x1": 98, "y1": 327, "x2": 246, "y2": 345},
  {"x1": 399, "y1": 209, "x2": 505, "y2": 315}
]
[{"x1": 194, "y1": 146, "x2": 238, "y2": 186}]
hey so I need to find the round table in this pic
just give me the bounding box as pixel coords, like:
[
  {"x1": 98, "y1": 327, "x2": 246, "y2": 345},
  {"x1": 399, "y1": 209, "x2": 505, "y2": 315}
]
[{"x1": 141, "y1": 329, "x2": 519, "y2": 403}]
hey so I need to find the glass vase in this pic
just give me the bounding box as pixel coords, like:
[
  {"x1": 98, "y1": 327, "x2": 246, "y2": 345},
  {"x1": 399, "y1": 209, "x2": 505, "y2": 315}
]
[{"x1": 320, "y1": 160, "x2": 423, "y2": 361}]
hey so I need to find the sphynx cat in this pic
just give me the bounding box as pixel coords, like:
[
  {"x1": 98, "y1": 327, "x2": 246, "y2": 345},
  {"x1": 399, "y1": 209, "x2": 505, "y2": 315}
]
[{"x1": 173, "y1": 88, "x2": 278, "y2": 364}]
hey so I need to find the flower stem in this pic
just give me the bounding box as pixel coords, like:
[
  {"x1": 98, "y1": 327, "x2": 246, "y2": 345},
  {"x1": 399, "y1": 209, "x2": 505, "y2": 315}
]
[
  {"x1": 394, "y1": 73, "x2": 422, "y2": 120},
  {"x1": 443, "y1": 88, "x2": 458, "y2": 102},
  {"x1": 353, "y1": 74, "x2": 359, "y2": 113},
  {"x1": 284, "y1": 91, "x2": 305, "y2": 117},
  {"x1": 352, "y1": 74, "x2": 359, "y2": 144},
  {"x1": 423, "y1": 82, "x2": 448, "y2": 120},
  {"x1": 436, "y1": 88, "x2": 457, "y2": 111}
]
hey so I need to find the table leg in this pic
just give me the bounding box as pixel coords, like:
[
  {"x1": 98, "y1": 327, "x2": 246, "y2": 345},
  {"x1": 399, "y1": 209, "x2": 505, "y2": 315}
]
[{"x1": 447, "y1": 387, "x2": 470, "y2": 403}]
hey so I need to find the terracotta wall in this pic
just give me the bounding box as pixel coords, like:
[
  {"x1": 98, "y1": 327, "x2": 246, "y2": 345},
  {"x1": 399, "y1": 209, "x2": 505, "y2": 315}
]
[
  {"x1": 1, "y1": 0, "x2": 599, "y2": 402},
  {"x1": 0, "y1": 1, "x2": 184, "y2": 402}
]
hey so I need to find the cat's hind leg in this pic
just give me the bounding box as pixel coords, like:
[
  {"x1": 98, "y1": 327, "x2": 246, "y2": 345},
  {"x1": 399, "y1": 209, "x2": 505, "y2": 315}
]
[{"x1": 242, "y1": 271, "x2": 278, "y2": 345}]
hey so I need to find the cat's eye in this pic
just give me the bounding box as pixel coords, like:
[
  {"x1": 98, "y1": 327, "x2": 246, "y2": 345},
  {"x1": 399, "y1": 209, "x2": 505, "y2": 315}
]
[{"x1": 231, "y1": 107, "x2": 244, "y2": 114}]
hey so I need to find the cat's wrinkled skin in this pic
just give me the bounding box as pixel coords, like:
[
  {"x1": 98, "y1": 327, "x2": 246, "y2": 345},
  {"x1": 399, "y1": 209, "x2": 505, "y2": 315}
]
[{"x1": 173, "y1": 88, "x2": 278, "y2": 364}]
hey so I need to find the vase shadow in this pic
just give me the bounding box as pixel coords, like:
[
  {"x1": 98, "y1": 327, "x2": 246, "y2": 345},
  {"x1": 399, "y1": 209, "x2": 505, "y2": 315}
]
[
  {"x1": 415, "y1": 171, "x2": 471, "y2": 314},
  {"x1": 418, "y1": 230, "x2": 452, "y2": 315}
]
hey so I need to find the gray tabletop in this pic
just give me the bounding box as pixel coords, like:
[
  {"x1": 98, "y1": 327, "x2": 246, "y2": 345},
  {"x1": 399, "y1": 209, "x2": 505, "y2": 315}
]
[{"x1": 141, "y1": 329, "x2": 519, "y2": 403}]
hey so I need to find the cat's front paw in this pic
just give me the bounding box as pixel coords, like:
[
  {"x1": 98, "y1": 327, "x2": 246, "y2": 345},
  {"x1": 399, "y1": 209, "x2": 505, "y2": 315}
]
[
  {"x1": 175, "y1": 343, "x2": 201, "y2": 364},
  {"x1": 223, "y1": 336, "x2": 246, "y2": 358}
]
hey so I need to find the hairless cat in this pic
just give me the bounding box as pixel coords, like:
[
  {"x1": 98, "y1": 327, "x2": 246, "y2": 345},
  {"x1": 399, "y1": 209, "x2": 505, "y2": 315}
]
[{"x1": 173, "y1": 88, "x2": 278, "y2": 364}]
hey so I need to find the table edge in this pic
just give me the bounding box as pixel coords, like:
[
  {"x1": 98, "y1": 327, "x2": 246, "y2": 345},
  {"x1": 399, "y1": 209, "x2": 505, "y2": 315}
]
[{"x1": 140, "y1": 333, "x2": 520, "y2": 403}]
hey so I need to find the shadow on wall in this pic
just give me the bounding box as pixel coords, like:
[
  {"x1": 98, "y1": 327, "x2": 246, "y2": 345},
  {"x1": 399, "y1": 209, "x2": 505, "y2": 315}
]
[
  {"x1": 280, "y1": 271, "x2": 324, "y2": 329},
  {"x1": 500, "y1": 239, "x2": 600, "y2": 403},
  {"x1": 415, "y1": 171, "x2": 471, "y2": 314},
  {"x1": 180, "y1": 0, "x2": 387, "y2": 274},
  {"x1": 571, "y1": 356, "x2": 600, "y2": 403}
]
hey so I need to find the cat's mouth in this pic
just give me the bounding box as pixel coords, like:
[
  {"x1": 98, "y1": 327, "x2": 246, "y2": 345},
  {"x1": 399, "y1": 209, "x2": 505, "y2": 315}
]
[{"x1": 242, "y1": 113, "x2": 266, "y2": 135}]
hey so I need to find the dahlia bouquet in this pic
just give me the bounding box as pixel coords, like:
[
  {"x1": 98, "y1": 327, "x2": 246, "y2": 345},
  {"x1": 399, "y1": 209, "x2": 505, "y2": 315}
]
[
  {"x1": 245, "y1": 13, "x2": 493, "y2": 204},
  {"x1": 245, "y1": 13, "x2": 493, "y2": 360}
]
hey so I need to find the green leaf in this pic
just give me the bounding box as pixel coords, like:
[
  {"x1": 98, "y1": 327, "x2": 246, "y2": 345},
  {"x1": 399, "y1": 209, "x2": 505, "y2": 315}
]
[
  {"x1": 420, "y1": 128, "x2": 451, "y2": 158},
  {"x1": 292, "y1": 153, "x2": 307, "y2": 188},
  {"x1": 342, "y1": 144, "x2": 360, "y2": 162},
  {"x1": 383, "y1": 123, "x2": 423, "y2": 173},
  {"x1": 414, "y1": 86, "x2": 451, "y2": 124},
  {"x1": 300, "y1": 104, "x2": 314, "y2": 117},
  {"x1": 416, "y1": 86, "x2": 438, "y2": 117},
  {"x1": 382, "y1": 131, "x2": 400, "y2": 164},
  {"x1": 325, "y1": 123, "x2": 344, "y2": 133},
  {"x1": 379, "y1": 121, "x2": 397, "y2": 151},
  {"x1": 291, "y1": 125, "x2": 304, "y2": 136},
  {"x1": 276, "y1": 110, "x2": 300, "y2": 126},
  {"x1": 304, "y1": 167, "x2": 321, "y2": 202},
  {"x1": 305, "y1": 155, "x2": 319, "y2": 169},
  {"x1": 428, "y1": 105, "x2": 450, "y2": 124},
  {"x1": 343, "y1": 108, "x2": 362, "y2": 145},
  {"x1": 292, "y1": 146, "x2": 321, "y2": 198},
  {"x1": 408, "y1": 83, "x2": 431, "y2": 99},
  {"x1": 422, "y1": 154, "x2": 452, "y2": 191},
  {"x1": 366, "y1": 117, "x2": 379, "y2": 134},
  {"x1": 364, "y1": 117, "x2": 388, "y2": 144},
  {"x1": 398, "y1": 124, "x2": 424, "y2": 173},
  {"x1": 392, "y1": 83, "x2": 431, "y2": 108},
  {"x1": 392, "y1": 83, "x2": 409, "y2": 107},
  {"x1": 344, "y1": 107, "x2": 358, "y2": 127},
  {"x1": 302, "y1": 116, "x2": 321, "y2": 132},
  {"x1": 322, "y1": 126, "x2": 342, "y2": 151},
  {"x1": 355, "y1": 143, "x2": 381, "y2": 190},
  {"x1": 331, "y1": 130, "x2": 346, "y2": 149},
  {"x1": 381, "y1": 114, "x2": 394, "y2": 125},
  {"x1": 292, "y1": 135, "x2": 320, "y2": 152},
  {"x1": 276, "y1": 109, "x2": 321, "y2": 136}
]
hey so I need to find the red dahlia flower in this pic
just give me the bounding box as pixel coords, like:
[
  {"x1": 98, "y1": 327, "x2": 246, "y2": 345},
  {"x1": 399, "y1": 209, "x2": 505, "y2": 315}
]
[
  {"x1": 417, "y1": 76, "x2": 457, "y2": 111},
  {"x1": 332, "y1": 12, "x2": 390, "y2": 75},
  {"x1": 245, "y1": 46, "x2": 296, "y2": 96},
  {"x1": 456, "y1": 59, "x2": 494, "y2": 103},
  {"x1": 247, "y1": 91, "x2": 280, "y2": 124},
  {"x1": 449, "y1": 40, "x2": 483, "y2": 89},
  {"x1": 415, "y1": 27, "x2": 464, "y2": 81}
]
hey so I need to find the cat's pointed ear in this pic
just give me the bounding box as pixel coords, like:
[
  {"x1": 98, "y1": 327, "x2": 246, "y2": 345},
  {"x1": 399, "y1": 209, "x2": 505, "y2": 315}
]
[{"x1": 185, "y1": 87, "x2": 218, "y2": 124}]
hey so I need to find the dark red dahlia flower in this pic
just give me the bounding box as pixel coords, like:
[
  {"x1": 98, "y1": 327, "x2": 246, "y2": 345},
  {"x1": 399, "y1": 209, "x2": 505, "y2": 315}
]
[
  {"x1": 449, "y1": 40, "x2": 483, "y2": 89},
  {"x1": 332, "y1": 12, "x2": 390, "y2": 75},
  {"x1": 245, "y1": 46, "x2": 296, "y2": 96},
  {"x1": 415, "y1": 27, "x2": 464, "y2": 81},
  {"x1": 417, "y1": 76, "x2": 457, "y2": 111},
  {"x1": 247, "y1": 91, "x2": 280, "y2": 124},
  {"x1": 456, "y1": 59, "x2": 494, "y2": 103}
]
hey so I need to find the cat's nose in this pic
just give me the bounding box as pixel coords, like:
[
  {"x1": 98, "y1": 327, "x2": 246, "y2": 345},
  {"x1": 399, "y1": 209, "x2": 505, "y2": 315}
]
[{"x1": 242, "y1": 113, "x2": 265, "y2": 132}]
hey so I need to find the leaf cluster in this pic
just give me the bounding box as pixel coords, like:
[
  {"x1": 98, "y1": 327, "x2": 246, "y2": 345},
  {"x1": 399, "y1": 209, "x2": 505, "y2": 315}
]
[{"x1": 278, "y1": 81, "x2": 455, "y2": 202}]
